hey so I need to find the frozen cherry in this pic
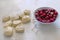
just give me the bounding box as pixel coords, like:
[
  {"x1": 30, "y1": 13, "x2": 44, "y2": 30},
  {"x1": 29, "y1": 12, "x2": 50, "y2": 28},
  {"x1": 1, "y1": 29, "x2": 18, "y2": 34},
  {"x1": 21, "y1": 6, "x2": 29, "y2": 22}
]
[
  {"x1": 50, "y1": 18, "x2": 55, "y2": 22},
  {"x1": 35, "y1": 7, "x2": 58, "y2": 23},
  {"x1": 36, "y1": 17, "x2": 40, "y2": 21},
  {"x1": 45, "y1": 16, "x2": 49, "y2": 19},
  {"x1": 35, "y1": 12, "x2": 38, "y2": 15}
]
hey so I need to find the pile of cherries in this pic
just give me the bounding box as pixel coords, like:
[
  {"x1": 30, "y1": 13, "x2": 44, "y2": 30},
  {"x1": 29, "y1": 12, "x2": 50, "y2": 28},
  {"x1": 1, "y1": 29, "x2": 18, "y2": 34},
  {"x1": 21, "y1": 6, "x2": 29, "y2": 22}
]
[{"x1": 35, "y1": 7, "x2": 58, "y2": 23}]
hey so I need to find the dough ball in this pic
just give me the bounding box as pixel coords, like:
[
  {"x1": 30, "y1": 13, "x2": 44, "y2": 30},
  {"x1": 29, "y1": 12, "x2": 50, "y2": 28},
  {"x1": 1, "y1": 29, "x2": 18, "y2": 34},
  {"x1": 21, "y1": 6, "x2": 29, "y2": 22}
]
[
  {"x1": 2, "y1": 16, "x2": 10, "y2": 22},
  {"x1": 4, "y1": 27, "x2": 13, "y2": 36},
  {"x1": 4, "y1": 20, "x2": 13, "y2": 27},
  {"x1": 13, "y1": 20, "x2": 22, "y2": 25},
  {"x1": 24, "y1": 10, "x2": 31, "y2": 15},
  {"x1": 12, "y1": 20, "x2": 22, "y2": 27},
  {"x1": 15, "y1": 25, "x2": 24, "y2": 33},
  {"x1": 22, "y1": 15, "x2": 31, "y2": 23}
]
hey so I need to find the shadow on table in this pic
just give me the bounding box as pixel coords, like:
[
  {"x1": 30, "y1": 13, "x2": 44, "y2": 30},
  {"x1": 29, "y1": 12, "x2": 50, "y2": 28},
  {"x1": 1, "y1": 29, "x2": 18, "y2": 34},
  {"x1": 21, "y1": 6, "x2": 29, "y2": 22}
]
[{"x1": 37, "y1": 23, "x2": 57, "y2": 34}]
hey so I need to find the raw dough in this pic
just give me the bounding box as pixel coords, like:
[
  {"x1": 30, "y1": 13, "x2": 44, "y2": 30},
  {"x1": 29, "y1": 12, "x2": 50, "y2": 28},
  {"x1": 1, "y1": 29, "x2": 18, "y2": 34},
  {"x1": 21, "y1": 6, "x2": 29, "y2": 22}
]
[
  {"x1": 4, "y1": 20, "x2": 13, "y2": 27},
  {"x1": 22, "y1": 15, "x2": 31, "y2": 23},
  {"x1": 4, "y1": 27, "x2": 13, "y2": 36},
  {"x1": 2, "y1": 16, "x2": 10, "y2": 22},
  {"x1": 15, "y1": 24, "x2": 24, "y2": 33},
  {"x1": 24, "y1": 10, "x2": 31, "y2": 15},
  {"x1": 12, "y1": 20, "x2": 22, "y2": 27}
]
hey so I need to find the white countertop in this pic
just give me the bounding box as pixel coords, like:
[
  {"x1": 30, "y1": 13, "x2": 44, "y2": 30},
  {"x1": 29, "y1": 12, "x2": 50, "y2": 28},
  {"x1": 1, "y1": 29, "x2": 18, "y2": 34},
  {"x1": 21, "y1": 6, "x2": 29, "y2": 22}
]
[{"x1": 0, "y1": 0, "x2": 60, "y2": 40}]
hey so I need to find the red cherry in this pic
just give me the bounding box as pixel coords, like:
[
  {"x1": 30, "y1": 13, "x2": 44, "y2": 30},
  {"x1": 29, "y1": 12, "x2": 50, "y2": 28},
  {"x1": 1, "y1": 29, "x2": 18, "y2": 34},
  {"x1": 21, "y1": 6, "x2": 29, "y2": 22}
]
[
  {"x1": 42, "y1": 9, "x2": 47, "y2": 12},
  {"x1": 49, "y1": 15, "x2": 52, "y2": 17},
  {"x1": 38, "y1": 11, "x2": 43, "y2": 15},
  {"x1": 35, "y1": 13, "x2": 39, "y2": 17},
  {"x1": 39, "y1": 18, "x2": 42, "y2": 22},
  {"x1": 53, "y1": 15, "x2": 56, "y2": 17},
  {"x1": 46, "y1": 20, "x2": 50, "y2": 23},
  {"x1": 36, "y1": 17, "x2": 41, "y2": 21},
  {"x1": 46, "y1": 9, "x2": 50, "y2": 13},
  {"x1": 47, "y1": 13, "x2": 50, "y2": 16},
  {"x1": 42, "y1": 13, "x2": 46, "y2": 16},
  {"x1": 40, "y1": 15, "x2": 43, "y2": 17},
  {"x1": 50, "y1": 12, "x2": 54, "y2": 15},
  {"x1": 54, "y1": 12, "x2": 58, "y2": 15},
  {"x1": 41, "y1": 20, "x2": 46, "y2": 23},
  {"x1": 50, "y1": 9, "x2": 55, "y2": 12},
  {"x1": 36, "y1": 17, "x2": 40, "y2": 21},
  {"x1": 53, "y1": 16, "x2": 57, "y2": 20},
  {"x1": 45, "y1": 16, "x2": 49, "y2": 20},
  {"x1": 50, "y1": 18, "x2": 54, "y2": 22}
]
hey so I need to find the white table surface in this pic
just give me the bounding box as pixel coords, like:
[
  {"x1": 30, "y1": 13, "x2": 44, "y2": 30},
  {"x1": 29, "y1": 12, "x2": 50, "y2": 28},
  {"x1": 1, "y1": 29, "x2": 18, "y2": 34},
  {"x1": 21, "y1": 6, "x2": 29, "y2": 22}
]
[{"x1": 0, "y1": 0, "x2": 60, "y2": 40}]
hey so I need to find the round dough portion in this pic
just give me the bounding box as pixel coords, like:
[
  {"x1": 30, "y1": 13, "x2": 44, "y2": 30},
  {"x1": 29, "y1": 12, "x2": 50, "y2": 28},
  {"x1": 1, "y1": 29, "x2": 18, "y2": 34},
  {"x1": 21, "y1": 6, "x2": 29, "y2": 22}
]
[
  {"x1": 2, "y1": 16, "x2": 10, "y2": 22},
  {"x1": 12, "y1": 20, "x2": 22, "y2": 27},
  {"x1": 24, "y1": 10, "x2": 31, "y2": 15},
  {"x1": 15, "y1": 25, "x2": 24, "y2": 32},
  {"x1": 13, "y1": 20, "x2": 22, "y2": 24},
  {"x1": 22, "y1": 15, "x2": 31, "y2": 23},
  {"x1": 4, "y1": 20, "x2": 13, "y2": 27},
  {"x1": 4, "y1": 27, "x2": 13, "y2": 36}
]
